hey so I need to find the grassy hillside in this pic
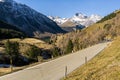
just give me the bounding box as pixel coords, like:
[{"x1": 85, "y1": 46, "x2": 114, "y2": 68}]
[
  {"x1": 0, "y1": 38, "x2": 55, "y2": 66},
  {"x1": 64, "y1": 37, "x2": 120, "y2": 80},
  {"x1": 2, "y1": 38, "x2": 53, "y2": 50},
  {"x1": 1, "y1": 38, "x2": 53, "y2": 56},
  {"x1": 52, "y1": 10, "x2": 120, "y2": 54},
  {"x1": 97, "y1": 10, "x2": 120, "y2": 23}
]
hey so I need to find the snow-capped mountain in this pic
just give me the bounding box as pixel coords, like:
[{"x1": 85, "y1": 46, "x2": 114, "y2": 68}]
[
  {"x1": 48, "y1": 16, "x2": 68, "y2": 25},
  {"x1": 0, "y1": 0, "x2": 65, "y2": 37},
  {"x1": 0, "y1": 0, "x2": 13, "y2": 2},
  {"x1": 48, "y1": 13, "x2": 102, "y2": 27}
]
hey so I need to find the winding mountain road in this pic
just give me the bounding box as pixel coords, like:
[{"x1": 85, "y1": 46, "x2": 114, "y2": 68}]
[{"x1": 0, "y1": 42, "x2": 109, "y2": 80}]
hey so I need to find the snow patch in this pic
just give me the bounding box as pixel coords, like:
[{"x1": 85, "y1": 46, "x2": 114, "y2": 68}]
[
  {"x1": 48, "y1": 13, "x2": 102, "y2": 27},
  {"x1": 0, "y1": 0, "x2": 13, "y2": 2}
]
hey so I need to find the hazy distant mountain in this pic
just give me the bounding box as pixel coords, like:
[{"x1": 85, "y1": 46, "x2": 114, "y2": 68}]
[
  {"x1": 48, "y1": 13, "x2": 102, "y2": 27},
  {"x1": 48, "y1": 16, "x2": 68, "y2": 25},
  {"x1": 59, "y1": 20, "x2": 85, "y2": 32},
  {"x1": 0, "y1": 0, "x2": 65, "y2": 38}
]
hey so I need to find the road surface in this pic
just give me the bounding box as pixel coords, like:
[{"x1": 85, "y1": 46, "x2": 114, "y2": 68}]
[{"x1": 0, "y1": 42, "x2": 109, "y2": 80}]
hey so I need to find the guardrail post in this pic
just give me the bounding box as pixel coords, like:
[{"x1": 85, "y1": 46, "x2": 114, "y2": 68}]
[
  {"x1": 10, "y1": 56, "x2": 13, "y2": 72},
  {"x1": 65, "y1": 66, "x2": 67, "y2": 78},
  {"x1": 85, "y1": 56, "x2": 87, "y2": 65}
]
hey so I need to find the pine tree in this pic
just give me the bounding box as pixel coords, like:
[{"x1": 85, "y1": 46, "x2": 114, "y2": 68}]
[
  {"x1": 5, "y1": 40, "x2": 19, "y2": 72},
  {"x1": 26, "y1": 45, "x2": 41, "y2": 59},
  {"x1": 65, "y1": 39, "x2": 73, "y2": 54},
  {"x1": 5, "y1": 40, "x2": 19, "y2": 56}
]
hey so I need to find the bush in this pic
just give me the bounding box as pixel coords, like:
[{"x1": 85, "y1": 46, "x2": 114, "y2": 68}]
[
  {"x1": 26, "y1": 45, "x2": 41, "y2": 59},
  {"x1": 104, "y1": 24, "x2": 112, "y2": 31},
  {"x1": 51, "y1": 47, "x2": 60, "y2": 57}
]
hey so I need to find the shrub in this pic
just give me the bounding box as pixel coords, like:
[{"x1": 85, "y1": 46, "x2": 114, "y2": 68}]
[
  {"x1": 26, "y1": 45, "x2": 41, "y2": 59},
  {"x1": 104, "y1": 24, "x2": 112, "y2": 31},
  {"x1": 51, "y1": 47, "x2": 60, "y2": 57}
]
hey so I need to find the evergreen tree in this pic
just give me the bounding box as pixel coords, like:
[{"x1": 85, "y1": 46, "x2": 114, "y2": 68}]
[
  {"x1": 5, "y1": 40, "x2": 19, "y2": 56},
  {"x1": 65, "y1": 39, "x2": 73, "y2": 54},
  {"x1": 26, "y1": 45, "x2": 41, "y2": 59},
  {"x1": 5, "y1": 40, "x2": 19, "y2": 72}
]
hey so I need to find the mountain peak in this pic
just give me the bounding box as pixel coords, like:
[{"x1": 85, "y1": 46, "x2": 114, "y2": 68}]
[
  {"x1": 49, "y1": 13, "x2": 102, "y2": 27},
  {"x1": 0, "y1": 0, "x2": 13, "y2": 2},
  {"x1": 74, "y1": 13, "x2": 87, "y2": 19},
  {"x1": 89, "y1": 14, "x2": 102, "y2": 22},
  {"x1": 0, "y1": 0, "x2": 65, "y2": 37},
  {"x1": 75, "y1": 13, "x2": 83, "y2": 16}
]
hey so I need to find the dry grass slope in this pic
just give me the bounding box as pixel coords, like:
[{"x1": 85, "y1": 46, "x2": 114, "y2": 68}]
[
  {"x1": 55, "y1": 10, "x2": 120, "y2": 54},
  {"x1": 0, "y1": 38, "x2": 54, "y2": 76},
  {"x1": 2, "y1": 38, "x2": 53, "y2": 49},
  {"x1": 64, "y1": 37, "x2": 120, "y2": 80}
]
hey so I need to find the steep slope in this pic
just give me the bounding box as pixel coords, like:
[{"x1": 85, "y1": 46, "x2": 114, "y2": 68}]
[
  {"x1": 64, "y1": 37, "x2": 120, "y2": 80},
  {"x1": 0, "y1": 0, "x2": 65, "y2": 38},
  {"x1": 49, "y1": 9, "x2": 120, "y2": 80},
  {"x1": 52, "y1": 10, "x2": 120, "y2": 54},
  {"x1": 0, "y1": 20, "x2": 26, "y2": 39}
]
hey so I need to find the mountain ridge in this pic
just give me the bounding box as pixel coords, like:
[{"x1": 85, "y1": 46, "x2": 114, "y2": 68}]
[
  {"x1": 48, "y1": 13, "x2": 102, "y2": 27},
  {"x1": 0, "y1": 0, "x2": 65, "y2": 38}
]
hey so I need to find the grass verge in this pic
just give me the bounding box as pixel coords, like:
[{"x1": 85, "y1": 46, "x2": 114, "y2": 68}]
[{"x1": 64, "y1": 37, "x2": 120, "y2": 80}]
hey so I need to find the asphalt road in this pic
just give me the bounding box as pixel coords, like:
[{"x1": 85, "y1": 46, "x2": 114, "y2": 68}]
[{"x1": 0, "y1": 42, "x2": 109, "y2": 80}]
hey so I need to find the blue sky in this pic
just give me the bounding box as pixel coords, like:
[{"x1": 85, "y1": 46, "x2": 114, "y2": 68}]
[{"x1": 15, "y1": 0, "x2": 120, "y2": 18}]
